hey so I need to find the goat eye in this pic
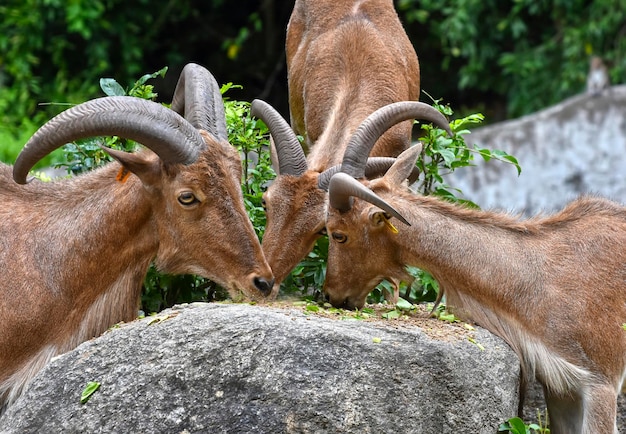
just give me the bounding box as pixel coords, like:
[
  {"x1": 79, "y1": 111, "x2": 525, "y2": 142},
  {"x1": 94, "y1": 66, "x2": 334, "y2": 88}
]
[
  {"x1": 261, "y1": 198, "x2": 267, "y2": 211},
  {"x1": 178, "y1": 192, "x2": 198, "y2": 205},
  {"x1": 331, "y1": 232, "x2": 347, "y2": 243},
  {"x1": 318, "y1": 227, "x2": 327, "y2": 236}
]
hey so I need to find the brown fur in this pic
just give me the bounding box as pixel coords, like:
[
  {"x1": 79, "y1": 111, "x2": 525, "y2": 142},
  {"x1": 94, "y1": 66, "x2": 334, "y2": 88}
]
[
  {"x1": 324, "y1": 157, "x2": 626, "y2": 433},
  {"x1": 263, "y1": 0, "x2": 420, "y2": 290},
  {"x1": 0, "y1": 133, "x2": 273, "y2": 412}
]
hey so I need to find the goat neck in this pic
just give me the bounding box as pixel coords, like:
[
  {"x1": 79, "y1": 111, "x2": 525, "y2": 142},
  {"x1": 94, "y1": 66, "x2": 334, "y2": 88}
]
[{"x1": 323, "y1": 146, "x2": 626, "y2": 434}]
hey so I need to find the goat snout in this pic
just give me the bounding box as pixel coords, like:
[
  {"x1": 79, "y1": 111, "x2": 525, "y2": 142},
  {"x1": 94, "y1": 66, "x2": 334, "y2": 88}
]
[
  {"x1": 252, "y1": 276, "x2": 275, "y2": 296},
  {"x1": 326, "y1": 294, "x2": 360, "y2": 310}
]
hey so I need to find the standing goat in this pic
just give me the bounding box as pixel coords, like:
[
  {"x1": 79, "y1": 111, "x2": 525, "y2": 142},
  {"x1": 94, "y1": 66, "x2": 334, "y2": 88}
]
[
  {"x1": 0, "y1": 63, "x2": 274, "y2": 412},
  {"x1": 321, "y1": 103, "x2": 626, "y2": 433},
  {"x1": 251, "y1": 0, "x2": 451, "y2": 291}
]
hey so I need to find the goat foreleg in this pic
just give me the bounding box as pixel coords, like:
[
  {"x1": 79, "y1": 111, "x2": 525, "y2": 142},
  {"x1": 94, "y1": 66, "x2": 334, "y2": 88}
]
[{"x1": 545, "y1": 382, "x2": 618, "y2": 434}]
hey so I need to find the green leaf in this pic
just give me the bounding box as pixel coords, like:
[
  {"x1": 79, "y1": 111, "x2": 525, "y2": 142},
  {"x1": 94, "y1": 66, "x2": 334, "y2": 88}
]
[
  {"x1": 382, "y1": 309, "x2": 401, "y2": 319},
  {"x1": 99, "y1": 78, "x2": 126, "y2": 96},
  {"x1": 396, "y1": 297, "x2": 414, "y2": 310},
  {"x1": 437, "y1": 312, "x2": 459, "y2": 323},
  {"x1": 504, "y1": 155, "x2": 522, "y2": 175},
  {"x1": 135, "y1": 66, "x2": 168, "y2": 87},
  {"x1": 436, "y1": 148, "x2": 456, "y2": 166},
  {"x1": 468, "y1": 337, "x2": 485, "y2": 351},
  {"x1": 509, "y1": 417, "x2": 530, "y2": 434},
  {"x1": 498, "y1": 417, "x2": 530, "y2": 434},
  {"x1": 80, "y1": 381, "x2": 101, "y2": 404},
  {"x1": 477, "y1": 147, "x2": 493, "y2": 162},
  {"x1": 498, "y1": 422, "x2": 512, "y2": 432}
]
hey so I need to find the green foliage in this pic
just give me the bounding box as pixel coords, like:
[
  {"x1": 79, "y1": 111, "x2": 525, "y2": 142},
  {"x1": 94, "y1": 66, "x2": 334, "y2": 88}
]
[
  {"x1": 0, "y1": 1, "x2": 283, "y2": 166},
  {"x1": 417, "y1": 95, "x2": 520, "y2": 200},
  {"x1": 381, "y1": 297, "x2": 417, "y2": 319},
  {"x1": 431, "y1": 305, "x2": 460, "y2": 324},
  {"x1": 281, "y1": 236, "x2": 329, "y2": 299},
  {"x1": 80, "y1": 381, "x2": 101, "y2": 405},
  {"x1": 56, "y1": 67, "x2": 167, "y2": 175},
  {"x1": 222, "y1": 84, "x2": 275, "y2": 238},
  {"x1": 397, "y1": 0, "x2": 626, "y2": 117},
  {"x1": 499, "y1": 412, "x2": 550, "y2": 434},
  {"x1": 141, "y1": 266, "x2": 226, "y2": 314},
  {"x1": 0, "y1": 118, "x2": 42, "y2": 166},
  {"x1": 0, "y1": 0, "x2": 148, "y2": 157},
  {"x1": 222, "y1": 12, "x2": 263, "y2": 60},
  {"x1": 2, "y1": 1, "x2": 623, "y2": 157}
]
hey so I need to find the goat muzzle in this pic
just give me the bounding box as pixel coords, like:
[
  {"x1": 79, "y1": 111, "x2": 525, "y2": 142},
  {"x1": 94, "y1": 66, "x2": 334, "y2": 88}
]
[{"x1": 252, "y1": 276, "x2": 275, "y2": 297}]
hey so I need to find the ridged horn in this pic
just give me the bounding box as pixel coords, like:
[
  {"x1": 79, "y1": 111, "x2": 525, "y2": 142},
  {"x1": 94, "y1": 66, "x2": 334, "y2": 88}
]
[
  {"x1": 341, "y1": 101, "x2": 451, "y2": 179},
  {"x1": 328, "y1": 173, "x2": 410, "y2": 226},
  {"x1": 13, "y1": 96, "x2": 204, "y2": 184},
  {"x1": 171, "y1": 63, "x2": 228, "y2": 141},
  {"x1": 250, "y1": 99, "x2": 307, "y2": 176},
  {"x1": 317, "y1": 157, "x2": 420, "y2": 190}
]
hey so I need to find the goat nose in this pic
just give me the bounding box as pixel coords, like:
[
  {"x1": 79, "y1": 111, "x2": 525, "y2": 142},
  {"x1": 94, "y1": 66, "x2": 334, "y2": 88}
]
[{"x1": 253, "y1": 276, "x2": 275, "y2": 296}]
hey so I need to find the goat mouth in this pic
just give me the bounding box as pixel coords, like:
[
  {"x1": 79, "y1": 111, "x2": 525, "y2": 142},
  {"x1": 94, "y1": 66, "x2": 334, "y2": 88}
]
[
  {"x1": 326, "y1": 295, "x2": 362, "y2": 310},
  {"x1": 227, "y1": 276, "x2": 275, "y2": 302},
  {"x1": 226, "y1": 283, "x2": 249, "y2": 303}
]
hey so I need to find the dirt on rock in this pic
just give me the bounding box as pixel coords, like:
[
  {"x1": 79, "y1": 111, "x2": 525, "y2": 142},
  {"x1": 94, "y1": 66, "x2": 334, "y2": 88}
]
[{"x1": 267, "y1": 299, "x2": 626, "y2": 431}]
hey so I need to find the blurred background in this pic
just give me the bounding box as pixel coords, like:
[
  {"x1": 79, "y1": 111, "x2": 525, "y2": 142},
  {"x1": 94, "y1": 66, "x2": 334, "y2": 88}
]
[{"x1": 0, "y1": 0, "x2": 624, "y2": 163}]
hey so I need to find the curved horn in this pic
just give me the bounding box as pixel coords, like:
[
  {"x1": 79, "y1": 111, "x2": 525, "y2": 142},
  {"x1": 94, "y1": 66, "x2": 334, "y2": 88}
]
[
  {"x1": 341, "y1": 101, "x2": 451, "y2": 179},
  {"x1": 13, "y1": 96, "x2": 204, "y2": 184},
  {"x1": 250, "y1": 99, "x2": 307, "y2": 176},
  {"x1": 328, "y1": 173, "x2": 410, "y2": 226},
  {"x1": 318, "y1": 157, "x2": 420, "y2": 190},
  {"x1": 171, "y1": 63, "x2": 227, "y2": 141}
]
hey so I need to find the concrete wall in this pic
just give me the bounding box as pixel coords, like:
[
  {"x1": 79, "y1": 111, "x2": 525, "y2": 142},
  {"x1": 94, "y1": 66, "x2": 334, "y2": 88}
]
[{"x1": 447, "y1": 85, "x2": 626, "y2": 215}]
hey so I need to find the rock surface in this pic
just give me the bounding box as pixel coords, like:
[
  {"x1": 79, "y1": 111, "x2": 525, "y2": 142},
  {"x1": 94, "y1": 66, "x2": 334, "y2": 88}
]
[
  {"x1": 448, "y1": 85, "x2": 626, "y2": 216},
  {"x1": 0, "y1": 303, "x2": 520, "y2": 433}
]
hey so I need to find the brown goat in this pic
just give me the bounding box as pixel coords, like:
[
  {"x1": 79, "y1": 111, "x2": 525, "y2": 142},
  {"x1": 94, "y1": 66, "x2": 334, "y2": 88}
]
[
  {"x1": 251, "y1": 0, "x2": 450, "y2": 292},
  {"x1": 322, "y1": 104, "x2": 626, "y2": 433},
  {"x1": 0, "y1": 63, "x2": 274, "y2": 412}
]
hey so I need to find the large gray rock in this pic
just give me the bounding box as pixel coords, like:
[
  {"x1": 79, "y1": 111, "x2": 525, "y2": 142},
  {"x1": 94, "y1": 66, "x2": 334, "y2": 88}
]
[
  {"x1": 448, "y1": 85, "x2": 626, "y2": 216},
  {"x1": 0, "y1": 303, "x2": 519, "y2": 433}
]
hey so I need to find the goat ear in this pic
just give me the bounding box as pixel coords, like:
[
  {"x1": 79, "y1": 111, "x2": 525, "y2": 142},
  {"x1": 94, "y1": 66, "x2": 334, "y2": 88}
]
[
  {"x1": 369, "y1": 210, "x2": 387, "y2": 228},
  {"x1": 103, "y1": 147, "x2": 160, "y2": 185},
  {"x1": 369, "y1": 209, "x2": 400, "y2": 234},
  {"x1": 383, "y1": 143, "x2": 423, "y2": 185}
]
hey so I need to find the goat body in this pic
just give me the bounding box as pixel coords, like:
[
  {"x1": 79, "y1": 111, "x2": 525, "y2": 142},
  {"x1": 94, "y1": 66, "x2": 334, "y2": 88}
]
[
  {"x1": 257, "y1": 0, "x2": 433, "y2": 290},
  {"x1": 324, "y1": 147, "x2": 626, "y2": 433},
  {"x1": 0, "y1": 64, "x2": 274, "y2": 412},
  {"x1": 287, "y1": 0, "x2": 420, "y2": 168},
  {"x1": 0, "y1": 145, "x2": 271, "y2": 410}
]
